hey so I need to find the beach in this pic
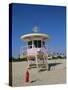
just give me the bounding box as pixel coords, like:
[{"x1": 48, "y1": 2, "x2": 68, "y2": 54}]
[{"x1": 12, "y1": 59, "x2": 66, "y2": 87}]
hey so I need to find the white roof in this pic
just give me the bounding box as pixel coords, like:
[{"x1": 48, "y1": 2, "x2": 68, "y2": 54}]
[{"x1": 20, "y1": 33, "x2": 49, "y2": 41}]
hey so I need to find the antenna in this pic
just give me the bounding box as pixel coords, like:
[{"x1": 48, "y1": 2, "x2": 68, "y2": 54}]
[{"x1": 32, "y1": 17, "x2": 40, "y2": 33}]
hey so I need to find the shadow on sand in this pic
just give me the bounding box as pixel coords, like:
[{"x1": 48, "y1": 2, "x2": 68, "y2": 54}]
[
  {"x1": 30, "y1": 80, "x2": 37, "y2": 83},
  {"x1": 48, "y1": 62, "x2": 62, "y2": 71}
]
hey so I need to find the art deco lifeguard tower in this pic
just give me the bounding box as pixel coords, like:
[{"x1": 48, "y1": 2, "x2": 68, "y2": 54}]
[{"x1": 20, "y1": 26, "x2": 49, "y2": 70}]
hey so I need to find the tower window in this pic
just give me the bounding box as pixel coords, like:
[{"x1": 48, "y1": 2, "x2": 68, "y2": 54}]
[
  {"x1": 34, "y1": 40, "x2": 41, "y2": 48},
  {"x1": 34, "y1": 40, "x2": 37, "y2": 48},
  {"x1": 37, "y1": 40, "x2": 41, "y2": 48},
  {"x1": 43, "y1": 41, "x2": 45, "y2": 47},
  {"x1": 28, "y1": 41, "x2": 32, "y2": 48}
]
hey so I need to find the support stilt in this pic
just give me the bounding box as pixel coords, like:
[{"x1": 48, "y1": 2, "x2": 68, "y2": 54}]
[
  {"x1": 27, "y1": 57, "x2": 30, "y2": 69},
  {"x1": 35, "y1": 55, "x2": 38, "y2": 69},
  {"x1": 43, "y1": 55, "x2": 48, "y2": 70},
  {"x1": 45, "y1": 58, "x2": 48, "y2": 70}
]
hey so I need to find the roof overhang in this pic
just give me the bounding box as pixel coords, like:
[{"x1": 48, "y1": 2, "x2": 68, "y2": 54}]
[{"x1": 20, "y1": 33, "x2": 49, "y2": 41}]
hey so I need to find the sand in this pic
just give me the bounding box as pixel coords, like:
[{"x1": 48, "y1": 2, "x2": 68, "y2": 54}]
[{"x1": 12, "y1": 59, "x2": 66, "y2": 87}]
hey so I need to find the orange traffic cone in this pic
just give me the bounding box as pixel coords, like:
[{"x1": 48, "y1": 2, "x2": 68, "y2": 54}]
[{"x1": 25, "y1": 68, "x2": 29, "y2": 82}]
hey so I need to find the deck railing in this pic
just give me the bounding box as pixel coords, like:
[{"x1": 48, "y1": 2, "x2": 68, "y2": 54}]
[{"x1": 20, "y1": 45, "x2": 48, "y2": 57}]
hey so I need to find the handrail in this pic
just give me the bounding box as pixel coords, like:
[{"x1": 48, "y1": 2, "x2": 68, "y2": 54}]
[{"x1": 20, "y1": 44, "x2": 48, "y2": 56}]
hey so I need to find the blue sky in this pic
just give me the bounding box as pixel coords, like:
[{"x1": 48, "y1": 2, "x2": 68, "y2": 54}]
[{"x1": 12, "y1": 3, "x2": 66, "y2": 58}]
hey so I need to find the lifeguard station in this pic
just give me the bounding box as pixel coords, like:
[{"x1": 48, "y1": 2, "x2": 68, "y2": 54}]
[{"x1": 20, "y1": 26, "x2": 49, "y2": 71}]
